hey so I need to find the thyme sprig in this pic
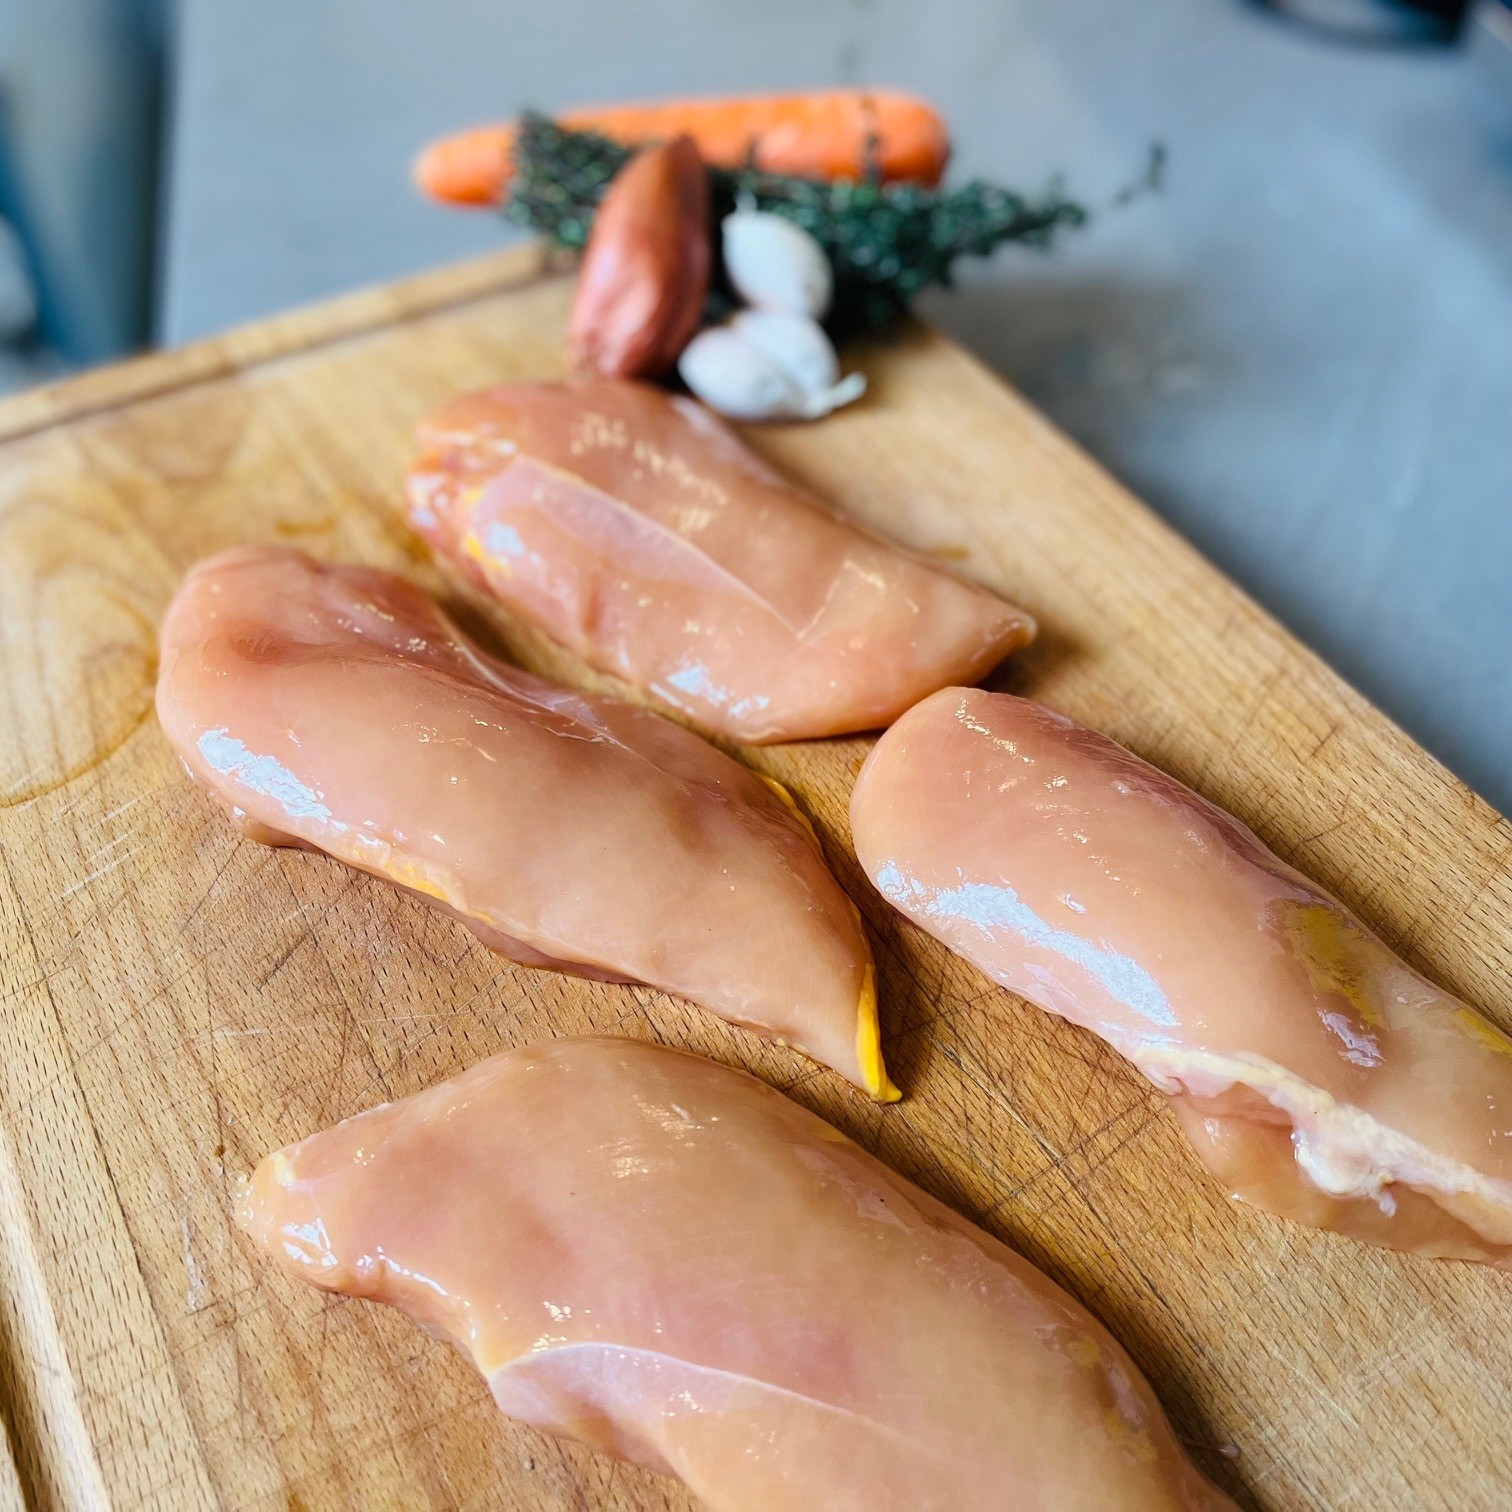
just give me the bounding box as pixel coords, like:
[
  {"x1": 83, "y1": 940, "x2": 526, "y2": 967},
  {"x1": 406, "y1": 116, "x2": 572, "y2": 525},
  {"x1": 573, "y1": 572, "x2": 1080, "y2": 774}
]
[{"x1": 505, "y1": 112, "x2": 1089, "y2": 331}]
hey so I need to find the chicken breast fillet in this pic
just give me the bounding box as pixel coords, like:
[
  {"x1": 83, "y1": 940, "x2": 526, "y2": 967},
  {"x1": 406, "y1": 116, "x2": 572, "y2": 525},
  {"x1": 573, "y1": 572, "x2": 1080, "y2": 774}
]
[
  {"x1": 239, "y1": 1036, "x2": 1231, "y2": 1512},
  {"x1": 156, "y1": 547, "x2": 891, "y2": 1097},
  {"x1": 851, "y1": 688, "x2": 1512, "y2": 1262},
  {"x1": 406, "y1": 378, "x2": 1035, "y2": 743}
]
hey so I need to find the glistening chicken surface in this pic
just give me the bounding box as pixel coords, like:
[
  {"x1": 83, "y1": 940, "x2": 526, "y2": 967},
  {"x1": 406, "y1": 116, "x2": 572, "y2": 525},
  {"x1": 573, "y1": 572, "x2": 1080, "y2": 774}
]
[
  {"x1": 407, "y1": 378, "x2": 1034, "y2": 742},
  {"x1": 239, "y1": 1036, "x2": 1230, "y2": 1512},
  {"x1": 852, "y1": 688, "x2": 1512, "y2": 1261},
  {"x1": 156, "y1": 547, "x2": 890, "y2": 1097}
]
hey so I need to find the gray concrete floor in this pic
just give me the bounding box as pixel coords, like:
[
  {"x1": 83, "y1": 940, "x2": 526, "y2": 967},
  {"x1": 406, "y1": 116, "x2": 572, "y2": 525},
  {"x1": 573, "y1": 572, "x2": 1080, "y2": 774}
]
[{"x1": 164, "y1": 0, "x2": 1512, "y2": 814}]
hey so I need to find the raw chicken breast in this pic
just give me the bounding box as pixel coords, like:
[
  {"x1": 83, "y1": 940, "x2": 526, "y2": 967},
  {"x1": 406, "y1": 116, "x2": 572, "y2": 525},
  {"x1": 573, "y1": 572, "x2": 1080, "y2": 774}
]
[
  {"x1": 406, "y1": 378, "x2": 1034, "y2": 743},
  {"x1": 851, "y1": 688, "x2": 1512, "y2": 1263},
  {"x1": 156, "y1": 547, "x2": 891, "y2": 1098},
  {"x1": 239, "y1": 1036, "x2": 1231, "y2": 1512}
]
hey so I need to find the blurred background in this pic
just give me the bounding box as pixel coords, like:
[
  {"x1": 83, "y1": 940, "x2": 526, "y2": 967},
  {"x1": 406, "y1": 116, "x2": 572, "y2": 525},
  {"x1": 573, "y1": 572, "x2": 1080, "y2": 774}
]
[{"x1": 0, "y1": 0, "x2": 1508, "y2": 808}]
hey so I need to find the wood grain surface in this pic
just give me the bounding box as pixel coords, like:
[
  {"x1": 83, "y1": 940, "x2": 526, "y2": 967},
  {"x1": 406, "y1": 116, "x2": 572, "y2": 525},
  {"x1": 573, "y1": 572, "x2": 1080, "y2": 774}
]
[{"x1": 2, "y1": 243, "x2": 1509, "y2": 1511}]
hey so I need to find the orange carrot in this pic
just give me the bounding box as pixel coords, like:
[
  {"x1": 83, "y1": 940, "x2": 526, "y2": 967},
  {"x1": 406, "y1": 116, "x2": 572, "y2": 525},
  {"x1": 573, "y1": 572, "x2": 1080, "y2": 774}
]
[{"x1": 413, "y1": 89, "x2": 949, "y2": 208}]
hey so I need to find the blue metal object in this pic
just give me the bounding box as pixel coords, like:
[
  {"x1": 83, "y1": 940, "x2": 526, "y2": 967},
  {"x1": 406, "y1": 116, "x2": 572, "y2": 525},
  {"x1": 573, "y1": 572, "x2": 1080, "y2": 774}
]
[{"x1": 0, "y1": 0, "x2": 166, "y2": 362}]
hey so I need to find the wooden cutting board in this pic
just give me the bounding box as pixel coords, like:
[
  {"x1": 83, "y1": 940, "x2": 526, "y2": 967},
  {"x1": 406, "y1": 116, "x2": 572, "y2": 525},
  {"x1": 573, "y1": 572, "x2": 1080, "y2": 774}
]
[{"x1": 2, "y1": 242, "x2": 1509, "y2": 1511}]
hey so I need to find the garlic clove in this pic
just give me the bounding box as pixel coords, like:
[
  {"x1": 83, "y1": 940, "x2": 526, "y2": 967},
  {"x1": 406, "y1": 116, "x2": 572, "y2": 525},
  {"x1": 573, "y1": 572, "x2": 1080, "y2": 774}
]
[
  {"x1": 721, "y1": 210, "x2": 833, "y2": 319},
  {"x1": 728, "y1": 308, "x2": 840, "y2": 394},
  {"x1": 679, "y1": 321, "x2": 867, "y2": 423},
  {"x1": 678, "y1": 325, "x2": 810, "y2": 422}
]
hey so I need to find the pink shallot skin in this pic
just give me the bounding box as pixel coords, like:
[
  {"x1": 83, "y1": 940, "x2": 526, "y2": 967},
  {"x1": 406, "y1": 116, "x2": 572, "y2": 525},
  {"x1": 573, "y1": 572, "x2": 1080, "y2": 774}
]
[
  {"x1": 851, "y1": 688, "x2": 1512, "y2": 1263},
  {"x1": 406, "y1": 378, "x2": 1035, "y2": 744},
  {"x1": 155, "y1": 547, "x2": 891, "y2": 1097},
  {"x1": 239, "y1": 1036, "x2": 1232, "y2": 1512}
]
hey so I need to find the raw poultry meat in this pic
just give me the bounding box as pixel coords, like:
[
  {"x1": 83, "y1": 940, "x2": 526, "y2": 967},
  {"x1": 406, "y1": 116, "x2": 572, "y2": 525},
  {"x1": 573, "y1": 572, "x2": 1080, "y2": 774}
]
[
  {"x1": 851, "y1": 688, "x2": 1512, "y2": 1262},
  {"x1": 239, "y1": 1035, "x2": 1231, "y2": 1512},
  {"x1": 156, "y1": 547, "x2": 891, "y2": 1098},
  {"x1": 406, "y1": 378, "x2": 1034, "y2": 743}
]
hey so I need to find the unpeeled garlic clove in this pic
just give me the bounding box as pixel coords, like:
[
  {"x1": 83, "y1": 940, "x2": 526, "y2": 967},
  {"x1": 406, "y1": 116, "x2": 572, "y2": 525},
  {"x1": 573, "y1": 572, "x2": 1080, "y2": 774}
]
[
  {"x1": 678, "y1": 314, "x2": 866, "y2": 423},
  {"x1": 721, "y1": 210, "x2": 833, "y2": 319}
]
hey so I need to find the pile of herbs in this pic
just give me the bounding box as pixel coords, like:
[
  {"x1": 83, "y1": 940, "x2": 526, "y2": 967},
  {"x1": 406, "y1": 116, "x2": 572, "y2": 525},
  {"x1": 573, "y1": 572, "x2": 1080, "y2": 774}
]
[{"x1": 504, "y1": 112, "x2": 1090, "y2": 333}]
